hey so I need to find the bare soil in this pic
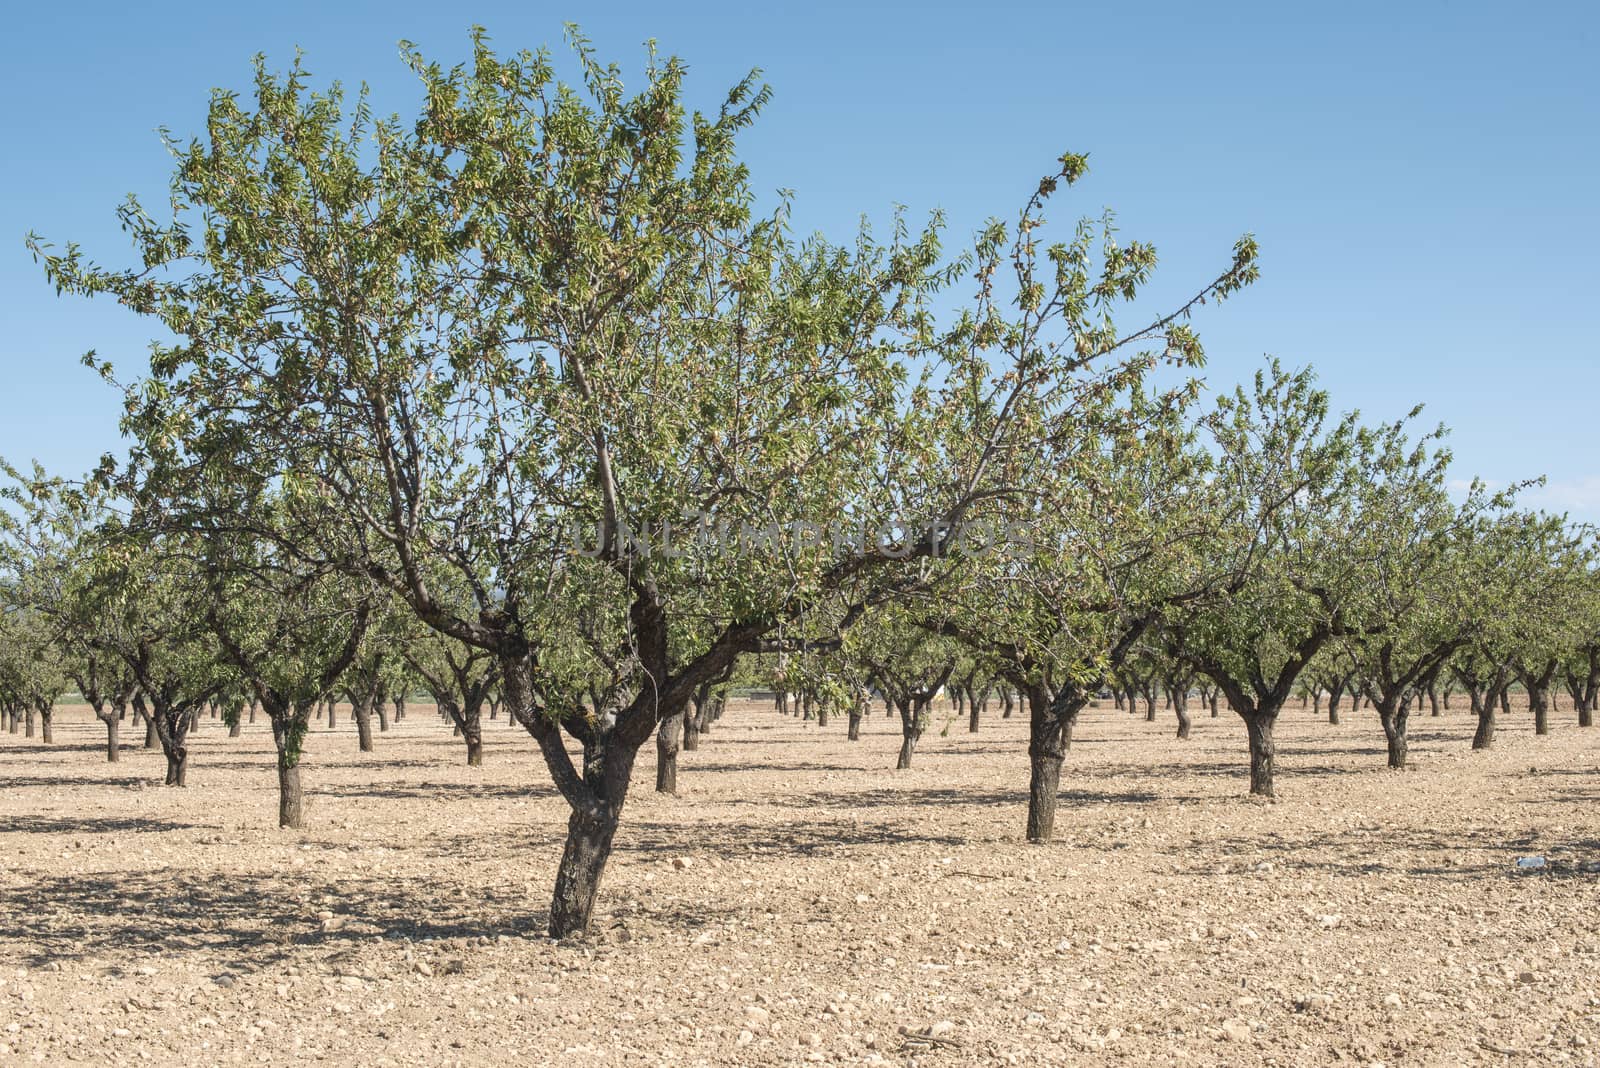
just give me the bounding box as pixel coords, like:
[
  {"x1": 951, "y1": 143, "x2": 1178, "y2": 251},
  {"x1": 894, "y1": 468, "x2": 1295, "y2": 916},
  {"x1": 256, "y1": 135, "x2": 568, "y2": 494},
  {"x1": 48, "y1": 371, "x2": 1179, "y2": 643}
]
[{"x1": 1, "y1": 697, "x2": 1597, "y2": 1066}]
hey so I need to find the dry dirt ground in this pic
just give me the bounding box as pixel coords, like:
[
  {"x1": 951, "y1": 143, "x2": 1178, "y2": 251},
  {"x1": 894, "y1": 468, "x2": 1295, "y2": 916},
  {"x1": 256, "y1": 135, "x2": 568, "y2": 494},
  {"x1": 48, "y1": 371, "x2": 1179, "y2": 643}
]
[{"x1": 0, "y1": 696, "x2": 1597, "y2": 1067}]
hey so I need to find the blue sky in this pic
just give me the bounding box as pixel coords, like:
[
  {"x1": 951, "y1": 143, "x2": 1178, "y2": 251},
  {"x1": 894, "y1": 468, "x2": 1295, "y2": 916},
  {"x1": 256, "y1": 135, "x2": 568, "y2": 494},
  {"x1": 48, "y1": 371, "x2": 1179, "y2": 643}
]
[{"x1": 3, "y1": 1, "x2": 1596, "y2": 518}]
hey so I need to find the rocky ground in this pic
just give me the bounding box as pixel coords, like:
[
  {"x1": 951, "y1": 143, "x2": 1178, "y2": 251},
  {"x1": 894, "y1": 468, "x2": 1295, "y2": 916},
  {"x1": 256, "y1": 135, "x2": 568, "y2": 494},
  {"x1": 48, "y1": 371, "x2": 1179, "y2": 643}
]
[{"x1": 0, "y1": 696, "x2": 1596, "y2": 1066}]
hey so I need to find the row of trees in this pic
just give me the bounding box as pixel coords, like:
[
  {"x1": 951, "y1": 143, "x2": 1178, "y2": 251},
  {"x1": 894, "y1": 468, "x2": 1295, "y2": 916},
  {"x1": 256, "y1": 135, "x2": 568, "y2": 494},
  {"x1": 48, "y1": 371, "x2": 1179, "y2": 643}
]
[{"x1": 9, "y1": 30, "x2": 1594, "y2": 936}]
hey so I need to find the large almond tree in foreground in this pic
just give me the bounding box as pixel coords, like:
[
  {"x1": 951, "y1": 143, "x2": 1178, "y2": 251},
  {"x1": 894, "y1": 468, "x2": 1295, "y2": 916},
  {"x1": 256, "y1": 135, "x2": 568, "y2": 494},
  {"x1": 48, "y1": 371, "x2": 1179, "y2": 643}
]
[{"x1": 32, "y1": 31, "x2": 1256, "y2": 935}]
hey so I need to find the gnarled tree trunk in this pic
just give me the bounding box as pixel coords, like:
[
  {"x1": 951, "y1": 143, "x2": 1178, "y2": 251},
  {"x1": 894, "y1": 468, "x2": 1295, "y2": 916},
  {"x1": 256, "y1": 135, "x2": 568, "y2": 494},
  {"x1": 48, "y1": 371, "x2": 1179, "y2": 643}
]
[
  {"x1": 1244, "y1": 711, "x2": 1276, "y2": 798},
  {"x1": 655, "y1": 711, "x2": 683, "y2": 793}
]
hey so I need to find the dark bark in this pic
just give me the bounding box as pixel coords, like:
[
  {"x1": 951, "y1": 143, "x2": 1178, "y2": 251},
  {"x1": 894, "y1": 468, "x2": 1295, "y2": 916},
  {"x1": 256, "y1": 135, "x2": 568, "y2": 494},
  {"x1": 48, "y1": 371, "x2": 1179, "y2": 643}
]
[
  {"x1": 655, "y1": 711, "x2": 682, "y2": 793},
  {"x1": 1472, "y1": 690, "x2": 1497, "y2": 750},
  {"x1": 352, "y1": 698, "x2": 375, "y2": 752},
  {"x1": 847, "y1": 711, "x2": 861, "y2": 741},
  {"x1": 1519, "y1": 660, "x2": 1557, "y2": 736},
  {"x1": 895, "y1": 699, "x2": 921, "y2": 770},
  {"x1": 39, "y1": 706, "x2": 53, "y2": 744},
  {"x1": 101, "y1": 710, "x2": 120, "y2": 762},
  {"x1": 1026, "y1": 751, "x2": 1063, "y2": 841},
  {"x1": 1024, "y1": 683, "x2": 1088, "y2": 842},
  {"x1": 550, "y1": 807, "x2": 622, "y2": 938},
  {"x1": 1378, "y1": 700, "x2": 1409, "y2": 769},
  {"x1": 1174, "y1": 689, "x2": 1191, "y2": 740},
  {"x1": 277, "y1": 762, "x2": 304, "y2": 829},
  {"x1": 1245, "y1": 713, "x2": 1276, "y2": 797}
]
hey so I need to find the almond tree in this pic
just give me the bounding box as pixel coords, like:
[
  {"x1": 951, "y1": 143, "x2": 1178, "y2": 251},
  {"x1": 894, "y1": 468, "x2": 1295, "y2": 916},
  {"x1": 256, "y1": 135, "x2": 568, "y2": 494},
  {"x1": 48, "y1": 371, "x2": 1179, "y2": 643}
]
[
  {"x1": 32, "y1": 32, "x2": 1256, "y2": 935},
  {"x1": 0, "y1": 609, "x2": 66, "y2": 743},
  {"x1": 204, "y1": 530, "x2": 372, "y2": 829},
  {"x1": 925, "y1": 397, "x2": 1219, "y2": 839},
  {"x1": 67, "y1": 648, "x2": 138, "y2": 760},
  {"x1": 854, "y1": 614, "x2": 959, "y2": 770},
  {"x1": 1163, "y1": 362, "x2": 1369, "y2": 798},
  {"x1": 1, "y1": 468, "x2": 134, "y2": 757},
  {"x1": 1562, "y1": 557, "x2": 1600, "y2": 727},
  {"x1": 403, "y1": 618, "x2": 500, "y2": 767},
  {"x1": 1500, "y1": 515, "x2": 1592, "y2": 738},
  {"x1": 1, "y1": 475, "x2": 224, "y2": 780},
  {"x1": 1330, "y1": 414, "x2": 1510, "y2": 768}
]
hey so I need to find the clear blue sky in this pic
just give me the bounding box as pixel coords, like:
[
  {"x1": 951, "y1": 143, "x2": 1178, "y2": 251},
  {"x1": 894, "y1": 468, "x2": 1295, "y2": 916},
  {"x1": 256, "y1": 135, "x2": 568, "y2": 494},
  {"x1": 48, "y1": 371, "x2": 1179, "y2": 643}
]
[{"x1": 3, "y1": 1, "x2": 1596, "y2": 518}]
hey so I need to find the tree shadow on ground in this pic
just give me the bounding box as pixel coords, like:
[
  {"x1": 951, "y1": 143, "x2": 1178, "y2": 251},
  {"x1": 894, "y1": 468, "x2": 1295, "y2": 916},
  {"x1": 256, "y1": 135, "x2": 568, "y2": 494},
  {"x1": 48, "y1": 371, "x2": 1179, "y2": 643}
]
[
  {"x1": 623, "y1": 816, "x2": 970, "y2": 859},
  {"x1": 0, "y1": 773, "x2": 150, "y2": 791},
  {"x1": 310, "y1": 779, "x2": 558, "y2": 802},
  {"x1": 1163, "y1": 825, "x2": 1600, "y2": 880},
  {"x1": 0, "y1": 814, "x2": 214, "y2": 837},
  {"x1": 0, "y1": 869, "x2": 558, "y2": 972}
]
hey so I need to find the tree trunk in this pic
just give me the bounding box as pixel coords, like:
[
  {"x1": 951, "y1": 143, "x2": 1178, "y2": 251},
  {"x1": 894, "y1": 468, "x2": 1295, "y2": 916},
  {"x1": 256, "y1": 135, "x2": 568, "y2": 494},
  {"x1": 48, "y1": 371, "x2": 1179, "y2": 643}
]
[
  {"x1": 228, "y1": 716, "x2": 242, "y2": 738},
  {"x1": 376, "y1": 704, "x2": 390, "y2": 732},
  {"x1": 1025, "y1": 688, "x2": 1072, "y2": 842},
  {"x1": 40, "y1": 708, "x2": 53, "y2": 744},
  {"x1": 165, "y1": 749, "x2": 189, "y2": 787},
  {"x1": 1174, "y1": 691, "x2": 1191, "y2": 740},
  {"x1": 816, "y1": 702, "x2": 829, "y2": 729},
  {"x1": 144, "y1": 714, "x2": 158, "y2": 748},
  {"x1": 1579, "y1": 698, "x2": 1594, "y2": 729},
  {"x1": 895, "y1": 700, "x2": 922, "y2": 770},
  {"x1": 24, "y1": 707, "x2": 35, "y2": 738},
  {"x1": 683, "y1": 699, "x2": 702, "y2": 751},
  {"x1": 1327, "y1": 685, "x2": 1343, "y2": 725},
  {"x1": 847, "y1": 711, "x2": 861, "y2": 741},
  {"x1": 1472, "y1": 689, "x2": 1497, "y2": 749},
  {"x1": 655, "y1": 712, "x2": 682, "y2": 793},
  {"x1": 968, "y1": 695, "x2": 980, "y2": 733},
  {"x1": 1379, "y1": 702, "x2": 1409, "y2": 769},
  {"x1": 353, "y1": 699, "x2": 375, "y2": 752},
  {"x1": 1244, "y1": 713, "x2": 1276, "y2": 798},
  {"x1": 549, "y1": 807, "x2": 622, "y2": 938},
  {"x1": 1026, "y1": 750, "x2": 1063, "y2": 842},
  {"x1": 101, "y1": 712, "x2": 119, "y2": 762},
  {"x1": 1209, "y1": 693, "x2": 1219, "y2": 718},
  {"x1": 278, "y1": 762, "x2": 304, "y2": 829},
  {"x1": 1530, "y1": 688, "x2": 1550, "y2": 736}
]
